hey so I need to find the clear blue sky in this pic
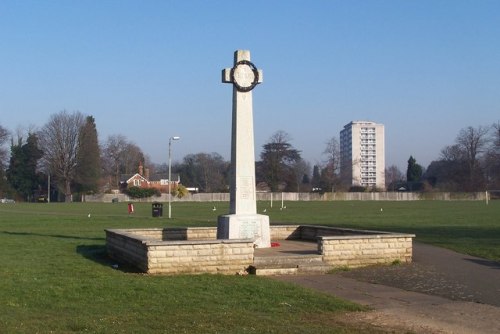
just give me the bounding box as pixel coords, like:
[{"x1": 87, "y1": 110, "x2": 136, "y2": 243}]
[{"x1": 1, "y1": 1, "x2": 499, "y2": 171}]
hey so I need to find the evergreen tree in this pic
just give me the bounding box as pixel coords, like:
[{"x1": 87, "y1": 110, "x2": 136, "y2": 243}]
[
  {"x1": 75, "y1": 116, "x2": 101, "y2": 195},
  {"x1": 406, "y1": 156, "x2": 423, "y2": 182},
  {"x1": 6, "y1": 133, "x2": 43, "y2": 201},
  {"x1": 311, "y1": 165, "x2": 322, "y2": 190},
  {"x1": 406, "y1": 156, "x2": 423, "y2": 190},
  {"x1": 258, "y1": 131, "x2": 301, "y2": 192}
]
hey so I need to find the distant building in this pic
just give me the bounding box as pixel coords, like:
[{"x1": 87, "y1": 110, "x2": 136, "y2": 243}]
[
  {"x1": 340, "y1": 121, "x2": 385, "y2": 190},
  {"x1": 120, "y1": 162, "x2": 180, "y2": 193}
]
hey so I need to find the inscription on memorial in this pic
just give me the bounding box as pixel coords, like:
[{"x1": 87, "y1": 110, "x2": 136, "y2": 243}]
[
  {"x1": 238, "y1": 176, "x2": 254, "y2": 200},
  {"x1": 238, "y1": 220, "x2": 258, "y2": 239}
]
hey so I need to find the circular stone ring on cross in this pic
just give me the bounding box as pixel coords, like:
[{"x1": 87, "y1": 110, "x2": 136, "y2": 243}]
[{"x1": 230, "y1": 60, "x2": 260, "y2": 92}]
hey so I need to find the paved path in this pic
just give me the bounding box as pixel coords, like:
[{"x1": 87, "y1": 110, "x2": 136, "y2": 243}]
[{"x1": 274, "y1": 243, "x2": 500, "y2": 333}]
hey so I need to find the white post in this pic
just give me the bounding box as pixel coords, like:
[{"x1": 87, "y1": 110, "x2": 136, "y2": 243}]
[
  {"x1": 47, "y1": 173, "x2": 50, "y2": 203},
  {"x1": 281, "y1": 192, "x2": 284, "y2": 209},
  {"x1": 486, "y1": 191, "x2": 489, "y2": 205},
  {"x1": 168, "y1": 136, "x2": 180, "y2": 219},
  {"x1": 270, "y1": 192, "x2": 273, "y2": 208}
]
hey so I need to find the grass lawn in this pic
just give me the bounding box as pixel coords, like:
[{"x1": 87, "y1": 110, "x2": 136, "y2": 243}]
[
  {"x1": 263, "y1": 200, "x2": 500, "y2": 261},
  {"x1": 0, "y1": 200, "x2": 499, "y2": 333}
]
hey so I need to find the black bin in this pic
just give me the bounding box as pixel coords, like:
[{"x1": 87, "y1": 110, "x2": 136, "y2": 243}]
[{"x1": 152, "y1": 202, "x2": 163, "y2": 217}]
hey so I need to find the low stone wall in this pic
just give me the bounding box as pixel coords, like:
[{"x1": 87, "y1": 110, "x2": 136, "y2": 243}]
[
  {"x1": 320, "y1": 235, "x2": 414, "y2": 267},
  {"x1": 106, "y1": 225, "x2": 414, "y2": 275},
  {"x1": 300, "y1": 225, "x2": 383, "y2": 240},
  {"x1": 106, "y1": 229, "x2": 149, "y2": 272},
  {"x1": 123, "y1": 227, "x2": 217, "y2": 241},
  {"x1": 269, "y1": 225, "x2": 414, "y2": 267},
  {"x1": 106, "y1": 228, "x2": 253, "y2": 275},
  {"x1": 146, "y1": 240, "x2": 254, "y2": 275},
  {"x1": 269, "y1": 225, "x2": 301, "y2": 240}
]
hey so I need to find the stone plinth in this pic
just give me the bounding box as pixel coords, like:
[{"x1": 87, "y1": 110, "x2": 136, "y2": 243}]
[
  {"x1": 105, "y1": 225, "x2": 414, "y2": 275},
  {"x1": 217, "y1": 214, "x2": 270, "y2": 248}
]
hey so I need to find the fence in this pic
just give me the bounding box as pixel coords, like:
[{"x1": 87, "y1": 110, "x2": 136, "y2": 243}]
[{"x1": 86, "y1": 191, "x2": 488, "y2": 203}]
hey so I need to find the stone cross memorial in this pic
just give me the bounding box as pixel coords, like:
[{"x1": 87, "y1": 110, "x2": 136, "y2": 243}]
[{"x1": 217, "y1": 50, "x2": 271, "y2": 248}]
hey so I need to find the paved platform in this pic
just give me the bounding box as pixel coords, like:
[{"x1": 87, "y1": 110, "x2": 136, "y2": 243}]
[
  {"x1": 274, "y1": 242, "x2": 500, "y2": 334},
  {"x1": 341, "y1": 242, "x2": 500, "y2": 306},
  {"x1": 254, "y1": 239, "x2": 319, "y2": 257}
]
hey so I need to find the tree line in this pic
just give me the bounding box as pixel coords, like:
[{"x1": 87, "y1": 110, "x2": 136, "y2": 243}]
[
  {"x1": 0, "y1": 110, "x2": 498, "y2": 202},
  {"x1": 386, "y1": 123, "x2": 500, "y2": 192}
]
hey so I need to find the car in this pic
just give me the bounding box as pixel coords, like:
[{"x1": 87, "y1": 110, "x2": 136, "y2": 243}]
[{"x1": 1, "y1": 198, "x2": 16, "y2": 203}]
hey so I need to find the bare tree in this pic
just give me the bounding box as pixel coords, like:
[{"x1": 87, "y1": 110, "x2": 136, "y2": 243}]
[
  {"x1": 423, "y1": 145, "x2": 468, "y2": 191},
  {"x1": 484, "y1": 122, "x2": 500, "y2": 188},
  {"x1": 0, "y1": 125, "x2": 9, "y2": 168},
  {"x1": 440, "y1": 144, "x2": 464, "y2": 161},
  {"x1": 102, "y1": 134, "x2": 127, "y2": 187},
  {"x1": 433, "y1": 126, "x2": 491, "y2": 191},
  {"x1": 39, "y1": 111, "x2": 85, "y2": 202},
  {"x1": 323, "y1": 137, "x2": 340, "y2": 171},
  {"x1": 456, "y1": 126, "x2": 490, "y2": 191},
  {"x1": 177, "y1": 152, "x2": 229, "y2": 192},
  {"x1": 101, "y1": 135, "x2": 145, "y2": 188},
  {"x1": 196, "y1": 153, "x2": 228, "y2": 192},
  {"x1": 0, "y1": 125, "x2": 10, "y2": 197},
  {"x1": 493, "y1": 122, "x2": 500, "y2": 147},
  {"x1": 291, "y1": 158, "x2": 311, "y2": 192},
  {"x1": 322, "y1": 137, "x2": 340, "y2": 192},
  {"x1": 385, "y1": 165, "x2": 404, "y2": 191},
  {"x1": 11, "y1": 124, "x2": 38, "y2": 147},
  {"x1": 457, "y1": 126, "x2": 490, "y2": 169}
]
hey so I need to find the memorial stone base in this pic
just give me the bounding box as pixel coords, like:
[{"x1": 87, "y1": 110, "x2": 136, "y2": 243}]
[{"x1": 217, "y1": 214, "x2": 271, "y2": 248}]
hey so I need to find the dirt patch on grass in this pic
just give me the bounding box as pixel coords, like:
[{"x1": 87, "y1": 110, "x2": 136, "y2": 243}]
[{"x1": 337, "y1": 310, "x2": 450, "y2": 334}]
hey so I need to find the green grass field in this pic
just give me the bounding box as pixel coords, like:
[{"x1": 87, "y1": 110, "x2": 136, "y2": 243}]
[{"x1": 1, "y1": 200, "x2": 499, "y2": 333}]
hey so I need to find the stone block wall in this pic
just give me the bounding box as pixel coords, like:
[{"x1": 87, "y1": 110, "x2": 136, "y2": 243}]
[
  {"x1": 300, "y1": 225, "x2": 389, "y2": 240},
  {"x1": 122, "y1": 227, "x2": 217, "y2": 241},
  {"x1": 320, "y1": 235, "x2": 413, "y2": 267},
  {"x1": 106, "y1": 228, "x2": 253, "y2": 275},
  {"x1": 269, "y1": 225, "x2": 301, "y2": 240},
  {"x1": 146, "y1": 240, "x2": 254, "y2": 274},
  {"x1": 106, "y1": 226, "x2": 415, "y2": 275},
  {"x1": 269, "y1": 225, "x2": 392, "y2": 241},
  {"x1": 106, "y1": 230, "x2": 149, "y2": 272}
]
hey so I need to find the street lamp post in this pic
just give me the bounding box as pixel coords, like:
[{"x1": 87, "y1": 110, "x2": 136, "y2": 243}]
[
  {"x1": 47, "y1": 172, "x2": 51, "y2": 203},
  {"x1": 168, "y1": 136, "x2": 180, "y2": 219}
]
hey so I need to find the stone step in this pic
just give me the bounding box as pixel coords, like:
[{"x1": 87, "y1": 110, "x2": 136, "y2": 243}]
[
  {"x1": 249, "y1": 255, "x2": 331, "y2": 276},
  {"x1": 253, "y1": 254, "x2": 324, "y2": 267},
  {"x1": 248, "y1": 263, "x2": 332, "y2": 276},
  {"x1": 249, "y1": 267, "x2": 299, "y2": 276}
]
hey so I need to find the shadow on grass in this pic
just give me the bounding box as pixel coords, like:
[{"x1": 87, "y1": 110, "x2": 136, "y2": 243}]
[
  {"x1": 1, "y1": 230, "x2": 104, "y2": 241},
  {"x1": 76, "y1": 244, "x2": 142, "y2": 274}
]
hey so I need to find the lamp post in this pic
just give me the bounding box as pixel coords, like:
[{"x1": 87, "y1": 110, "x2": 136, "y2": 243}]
[
  {"x1": 47, "y1": 172, "x2": 51, "y2": 203},
  {"x1": 168, "y1": 136, "x2": 180, "y2": 219}
]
